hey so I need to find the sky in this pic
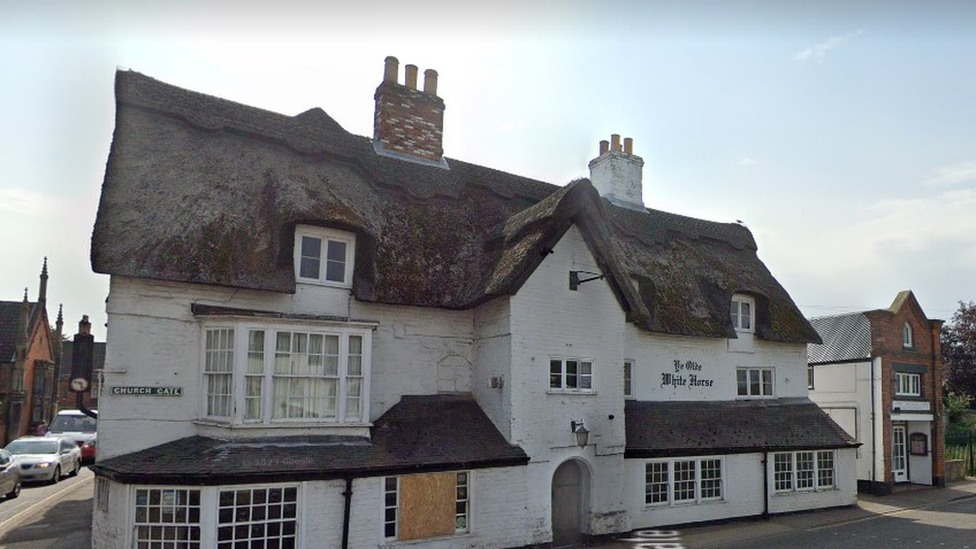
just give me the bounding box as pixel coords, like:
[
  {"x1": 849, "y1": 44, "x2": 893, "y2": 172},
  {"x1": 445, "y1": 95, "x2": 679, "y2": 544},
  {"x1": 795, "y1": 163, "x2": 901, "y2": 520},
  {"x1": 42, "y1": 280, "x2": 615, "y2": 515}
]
[{"x1": 2, "y1": 0, "x2": 976, "y2": 340}]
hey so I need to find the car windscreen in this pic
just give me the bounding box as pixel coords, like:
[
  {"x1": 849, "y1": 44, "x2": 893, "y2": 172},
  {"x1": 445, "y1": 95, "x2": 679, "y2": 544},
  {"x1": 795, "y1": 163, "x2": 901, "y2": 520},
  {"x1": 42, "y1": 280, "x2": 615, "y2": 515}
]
[
  {"x1": 6, "y1": 439, "x2": 59, "y2": 455},
  {"x1": 48, "y1": 415, "x2": 97, "y2": 433}
]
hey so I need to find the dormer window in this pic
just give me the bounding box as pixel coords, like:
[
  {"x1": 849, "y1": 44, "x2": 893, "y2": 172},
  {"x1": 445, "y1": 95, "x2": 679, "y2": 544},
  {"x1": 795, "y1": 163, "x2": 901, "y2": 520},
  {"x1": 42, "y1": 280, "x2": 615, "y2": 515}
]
[
  {"x1": 295, "y1": 226, "x2": 354, "y2": 287},
  {"x1": 902, "y1": 322, "x2": 914, "y2": 348},
  {"x1": 730, "y1": 295, "x2": 755, "y2": 333}
]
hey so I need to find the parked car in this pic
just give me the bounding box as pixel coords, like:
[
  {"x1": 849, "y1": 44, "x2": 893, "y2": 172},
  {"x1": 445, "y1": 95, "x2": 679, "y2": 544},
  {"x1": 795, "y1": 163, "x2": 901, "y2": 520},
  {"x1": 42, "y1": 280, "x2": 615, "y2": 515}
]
[
  {"x1": 5, "y1": 436, "x2": 81, "y2": 484},
  {"x1": 46, "y1": 409, "x2": 97, "y2": 463},
  {"x1": 0, "y1": 449, "x2": 21, "y2": 500}
]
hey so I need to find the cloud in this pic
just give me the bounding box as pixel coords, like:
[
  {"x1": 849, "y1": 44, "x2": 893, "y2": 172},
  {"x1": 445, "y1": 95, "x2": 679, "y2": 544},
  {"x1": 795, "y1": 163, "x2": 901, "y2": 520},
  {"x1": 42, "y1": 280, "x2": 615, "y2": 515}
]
[
  {"x1": 794, "y1": 29, "x2": 864, "y2": 64},
  {"x1": 925, "y1": 161, "x2": 976, "y2": 187},
  {"x1": 0, "y1": 188, "x2": 46, "y2": 215},
  {"x1": 734, "y1": 156, "x2": 757, "y2": 166}
]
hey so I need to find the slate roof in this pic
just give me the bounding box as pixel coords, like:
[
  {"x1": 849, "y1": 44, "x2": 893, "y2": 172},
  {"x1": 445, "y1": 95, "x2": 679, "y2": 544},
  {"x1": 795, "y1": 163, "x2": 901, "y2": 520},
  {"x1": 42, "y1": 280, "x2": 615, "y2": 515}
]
[
  {"x1": 91, "y1": 394, "x2": 528, "y2": 485},
  {"x1": 624, "y1": 398, "x2": 858, "y2": 458},
  {"x1": 0, "y1": 300, "x2": 36, "y2": 363},
  {"x1": 807, "y1": 313, "x2": 873, "y2": 364},
  {"x1": 91, "y1": 70, "x2": 820, "y2": 344},
  {"x1": 59, "y1": 341, "x2": 107, "y2": 379}
]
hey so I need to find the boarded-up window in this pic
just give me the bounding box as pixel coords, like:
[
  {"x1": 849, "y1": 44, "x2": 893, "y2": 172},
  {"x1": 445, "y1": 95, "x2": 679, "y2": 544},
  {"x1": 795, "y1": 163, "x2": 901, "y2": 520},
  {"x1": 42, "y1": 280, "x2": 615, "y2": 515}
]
[
  {"x1": 385, "y1": 471, "x2": 469, "y2": 541},
  {"x1": 398, "y1": 472, "x2": 457, "y2": 540}
]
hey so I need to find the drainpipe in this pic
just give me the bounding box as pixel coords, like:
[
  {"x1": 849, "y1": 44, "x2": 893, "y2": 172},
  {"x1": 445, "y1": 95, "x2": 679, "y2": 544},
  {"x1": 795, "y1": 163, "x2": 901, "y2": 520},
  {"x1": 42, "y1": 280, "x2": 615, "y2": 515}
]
[
  {"x1": 762, "y1": 450, "x2": 769, "y2": 519},
  {"x1": 870, "y1": 358, "x2": 877, "y2": 492},
  {"x1": 341, "y1": 477, "x2": 354, "y2": 549}
]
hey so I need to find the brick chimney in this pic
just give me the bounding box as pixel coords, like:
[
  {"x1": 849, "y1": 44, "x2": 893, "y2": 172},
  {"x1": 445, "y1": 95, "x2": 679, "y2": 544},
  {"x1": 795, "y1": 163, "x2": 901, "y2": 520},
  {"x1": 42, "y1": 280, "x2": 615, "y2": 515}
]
[
  {"x1": 373, "y1": 56, "x2": 446, "y2": 165},
  {"x1": 588, "y1": 134, "x2": 645, "y2": 210}
]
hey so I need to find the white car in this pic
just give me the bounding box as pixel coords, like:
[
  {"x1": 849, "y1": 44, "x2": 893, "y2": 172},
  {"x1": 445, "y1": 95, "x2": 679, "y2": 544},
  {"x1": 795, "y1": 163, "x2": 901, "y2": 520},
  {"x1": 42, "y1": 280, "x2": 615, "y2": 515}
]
[{"x1": 5, "y1": 436, "x2": 82, "y2": 484}]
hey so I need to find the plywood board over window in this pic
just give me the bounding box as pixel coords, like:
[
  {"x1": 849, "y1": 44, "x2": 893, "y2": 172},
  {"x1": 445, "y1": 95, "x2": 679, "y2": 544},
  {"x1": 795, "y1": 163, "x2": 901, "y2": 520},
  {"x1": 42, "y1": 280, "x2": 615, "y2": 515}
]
[{"x1": 399, "y1": 473, "x2": 457, "y2": 540}]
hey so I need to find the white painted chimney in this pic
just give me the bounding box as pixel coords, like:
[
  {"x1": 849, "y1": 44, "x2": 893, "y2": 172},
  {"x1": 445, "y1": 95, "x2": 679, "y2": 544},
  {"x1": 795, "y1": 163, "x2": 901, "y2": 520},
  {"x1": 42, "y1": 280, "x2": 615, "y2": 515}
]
[{"x1": 588, "y1": 134, "x2": 645, "y2": 210}]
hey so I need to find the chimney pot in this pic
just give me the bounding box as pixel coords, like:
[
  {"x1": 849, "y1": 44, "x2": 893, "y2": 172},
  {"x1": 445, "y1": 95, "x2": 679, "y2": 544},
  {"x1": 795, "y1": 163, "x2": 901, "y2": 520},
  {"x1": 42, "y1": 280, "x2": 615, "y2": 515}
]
[
  {"x1": 423, "y1": 69, "x2": 439, "y2": 96},
  {"x1": 383, "y1": 56, "x2": 399, "y2": 83},
  {"x1": 79, "y1": 314, "x2": 91, "y2": 335},
  {"x1": 599, "y1": 140, "x2": 609, "y2": 155},
  {"x1": 624, "y1": 137, "x2": 633, "y2": 155},
  {"x1": 405, "y1": 64, "x2": 419, "y2": 89},
  {"x1": 611, "y1": 134, "x2": 622, "y2": 152}
]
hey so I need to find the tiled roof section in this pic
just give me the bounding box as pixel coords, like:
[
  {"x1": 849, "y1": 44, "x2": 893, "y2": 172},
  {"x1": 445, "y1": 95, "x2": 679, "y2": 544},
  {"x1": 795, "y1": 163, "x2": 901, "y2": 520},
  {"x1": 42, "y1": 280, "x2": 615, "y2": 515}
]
[
  {"x1": 91, "y1": 394, "x2": 528, "y2": 485},
  {"x1": 624, "y1": 398, "x2": 858, "y2": 458},
  {"x1": 91, "y1": 70, "x2": 819, "y2": 343},
  {"x1": 59, "y1": 341, "x2": 107, "y2": 379},
  {"x1": 807, "y1": 313, "x2": 872, "y2": 364},
  {"x1": 0, "y1": 300, "x2": 35, "y2": 363}
]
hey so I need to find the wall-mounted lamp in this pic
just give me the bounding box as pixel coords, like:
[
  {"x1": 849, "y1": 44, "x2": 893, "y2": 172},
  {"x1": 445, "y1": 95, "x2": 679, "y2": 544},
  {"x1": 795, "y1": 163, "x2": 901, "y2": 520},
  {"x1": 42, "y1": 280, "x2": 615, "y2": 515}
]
[
  {"x1": 569, "y1": 270, "x2": 605, "y2": 291},
  {"x1": 570, "y1": 420, "x2": 590, "y2": 448}
]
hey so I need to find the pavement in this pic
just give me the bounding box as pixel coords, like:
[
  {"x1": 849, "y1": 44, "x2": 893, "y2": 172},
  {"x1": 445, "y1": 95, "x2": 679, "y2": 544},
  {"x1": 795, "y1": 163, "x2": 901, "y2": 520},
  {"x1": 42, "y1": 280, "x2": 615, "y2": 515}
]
[
  {"x1": 601, "y1": 477, "x2": 976, "y2": 548},
  {"x1": 0, "y1": 474, "x2": 974, "y2": 548},
  {"x1": 0, "y1": 469, "x2": 93, "y2": 549}
]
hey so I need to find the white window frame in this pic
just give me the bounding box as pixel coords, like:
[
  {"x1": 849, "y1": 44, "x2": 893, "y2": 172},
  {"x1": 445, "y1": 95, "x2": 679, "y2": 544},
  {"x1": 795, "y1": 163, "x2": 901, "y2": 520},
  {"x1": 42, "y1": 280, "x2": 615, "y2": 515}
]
[
  {"x1": 203, "y1": 328, "x2": 235, "y2": 420},
  {"x1": 895, "y1": 372, "x2": 921, "y2": 397},
  {"x1": 772, "y1": 450, "x2": 836, "y2": 493},
  {"x1": 549, "y1": 357, "x2": 594, "y2": 393},
  {"x1": 736, "y1": 367, "x2": 774, "y2": 398},
  {"x1": 200, "y1": 321, "x2": 372, "y2": 426},
  {"x1": 903, "y1": 322, "x2": 914, "y2": 348},
  {"x1": 128, "y1": 483, "x2": 302, "y2": 549},
  {"x1": 644, "y1": 457, "x2": 725, "y2": 507},
  {"x1": 623, "y1": 360, "x2": 634, "y2": 399},
  {"x1": 294, "y1": 225, "x2": 355, "y2": 288},
  {"x1": 131, "y1": 486, "x2": 203, "y2": 548},
  {"x1": 730, "y1": 294, "x2": 755, "y2": 334},
  {"x1": 382, "y1": 471, "x2": 473, "y2": 541},
  {"x1": 216, "y1": 484, "x2": 300, "y2": 548}
]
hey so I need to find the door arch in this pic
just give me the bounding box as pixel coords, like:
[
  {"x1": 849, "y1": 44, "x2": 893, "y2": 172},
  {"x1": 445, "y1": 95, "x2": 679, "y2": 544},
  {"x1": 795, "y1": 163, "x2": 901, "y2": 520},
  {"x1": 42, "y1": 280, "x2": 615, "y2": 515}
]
[{"x1": 552, "y1": 459, "x2": 590, "y2": 547}]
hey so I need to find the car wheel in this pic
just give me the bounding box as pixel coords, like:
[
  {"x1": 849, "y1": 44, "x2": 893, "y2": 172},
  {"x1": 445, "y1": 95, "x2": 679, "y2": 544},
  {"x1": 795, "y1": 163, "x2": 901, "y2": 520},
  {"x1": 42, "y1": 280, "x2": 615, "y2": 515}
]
[
  {"x1": 7, "y1": 482, "x2": 20, "y2": 499},
  {"x1": 49, "y1": 466, "x2": 61, "y2": 485}
]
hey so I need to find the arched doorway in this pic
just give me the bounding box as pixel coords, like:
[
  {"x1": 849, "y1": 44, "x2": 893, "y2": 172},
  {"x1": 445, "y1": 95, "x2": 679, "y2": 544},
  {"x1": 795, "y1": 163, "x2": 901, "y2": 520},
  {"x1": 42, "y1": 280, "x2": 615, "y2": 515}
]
[{"x1": 552, "y1": 459, "x2": 588, "y2": 547}]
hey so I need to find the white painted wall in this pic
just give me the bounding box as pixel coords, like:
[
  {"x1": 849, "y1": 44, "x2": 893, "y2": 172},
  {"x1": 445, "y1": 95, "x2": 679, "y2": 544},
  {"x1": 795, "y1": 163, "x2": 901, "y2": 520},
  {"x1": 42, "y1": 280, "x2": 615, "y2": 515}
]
[
  {"x1": 767, "y1": 448, "x2": 858, "y2": 513},
  {"x1": 91, "y1": 479, "x2": 129, "y2": 549},
  {"x1": 624, "y1": 454, "x2": 764, "y2": 528},
  {"x1": 472, "y1": 297, "x2": 513, "y2": 442},
  {"x1": 99, "y1": 277, "x2": 478, "y2": 460},
  {"x1": 625, "y1": 330, "x2": 810, "y2": 402},
  {"x1": 508, "y1": 226, "x2": 629, "y2": 540},
  {"x1": 808, "y1": 360, "x2": 879, "y2": 483}
]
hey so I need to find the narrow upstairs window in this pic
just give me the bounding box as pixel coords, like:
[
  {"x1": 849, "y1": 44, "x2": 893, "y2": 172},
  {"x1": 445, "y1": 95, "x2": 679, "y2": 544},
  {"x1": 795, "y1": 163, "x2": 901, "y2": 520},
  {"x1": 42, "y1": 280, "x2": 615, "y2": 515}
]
[{"x1": 730, "y1": 295, "x2": 755, "y2": 333}]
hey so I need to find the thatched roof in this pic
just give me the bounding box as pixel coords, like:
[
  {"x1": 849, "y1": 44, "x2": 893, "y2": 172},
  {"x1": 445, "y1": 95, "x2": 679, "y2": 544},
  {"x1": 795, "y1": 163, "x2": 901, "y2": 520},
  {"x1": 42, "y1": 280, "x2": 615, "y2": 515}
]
[{"x1": 92, "y1": 70, "x2": 820, "y2": 343}]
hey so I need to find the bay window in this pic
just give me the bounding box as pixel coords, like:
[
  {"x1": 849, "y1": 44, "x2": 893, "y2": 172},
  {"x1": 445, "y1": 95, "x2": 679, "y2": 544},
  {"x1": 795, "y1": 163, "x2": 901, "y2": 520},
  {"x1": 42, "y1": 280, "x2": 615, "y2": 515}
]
[{"x1": 202, "y1": 322, "x2": 371, "y2": 425}]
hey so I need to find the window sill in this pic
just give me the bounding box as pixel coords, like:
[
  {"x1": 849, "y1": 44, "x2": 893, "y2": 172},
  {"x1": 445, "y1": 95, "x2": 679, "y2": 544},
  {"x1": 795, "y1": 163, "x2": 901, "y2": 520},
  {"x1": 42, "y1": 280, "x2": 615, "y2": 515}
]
[
  {"x1": 772, "y1": 487, "x2": 837, "y2": 496},
  {"x1": 547, "y1": 389, "x2": 597, "y2": 396},
  {"x1": 193, "y1": 419, "x2": 373, "y2": 429},
  {"x1": 382, "y1": 532, "x2": 475, "y2": 547},
  {"x1": 296, "y1": 278, "x2": 352, "y2": 290},
  {"x1": 735, "y1": 395, "x2": 776, "y2": 400},
  {"x1": 644, "y1": 498, "x2": 725, "y2": 509}
]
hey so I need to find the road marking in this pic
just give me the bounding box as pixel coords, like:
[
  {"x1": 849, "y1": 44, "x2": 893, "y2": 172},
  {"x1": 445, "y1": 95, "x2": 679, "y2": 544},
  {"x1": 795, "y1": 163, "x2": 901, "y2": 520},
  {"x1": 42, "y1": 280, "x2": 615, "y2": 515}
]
[{"x1": 0, "y1": 476, "x2": 93, "y2": 535}]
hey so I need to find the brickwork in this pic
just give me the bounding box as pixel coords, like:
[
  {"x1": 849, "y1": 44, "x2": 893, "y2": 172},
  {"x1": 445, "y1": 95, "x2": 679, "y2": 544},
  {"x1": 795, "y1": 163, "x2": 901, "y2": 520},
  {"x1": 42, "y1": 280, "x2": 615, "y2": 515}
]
[
  {"x1": 373, "y1": 81, "x2": 445, "y2": 162},
  {"x1": 863, "y1": 291, "x2": 944, "y2": 488}
]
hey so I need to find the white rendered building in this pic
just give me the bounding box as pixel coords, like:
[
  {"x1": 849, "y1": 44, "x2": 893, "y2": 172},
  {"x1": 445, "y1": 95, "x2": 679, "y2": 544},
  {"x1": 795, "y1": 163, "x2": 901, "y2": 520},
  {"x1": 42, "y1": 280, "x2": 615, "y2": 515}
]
[{"x1": 88, "y1": 58, "x2": 857, "y2": 549}]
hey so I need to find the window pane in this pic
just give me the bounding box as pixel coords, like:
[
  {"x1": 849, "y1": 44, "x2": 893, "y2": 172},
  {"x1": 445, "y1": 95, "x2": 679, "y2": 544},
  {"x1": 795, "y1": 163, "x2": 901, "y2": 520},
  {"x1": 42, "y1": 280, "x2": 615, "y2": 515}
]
[
  {"x1": 817, "y1": 451, "x2": 834, "y2": 488},
  {"x1": 624, "y1": 363, "x2": 632, "y2": 397},
  {"x1": 645, "y1": 462, "x2": 669, "y2": 505},
  {"x1": 673, "y1": 461, "x2": 696, "y2": 501},
  {"x1": 325, "y1": 241, "x2": 347, "y2": 283},
  {"x1": 749, "y1": 369, "x2": 760, "y2": 396},
  {"x1": 550, "y1": 360, "x2": 562, "y2": 389},
  {"x1": 700, "y1": 459, "x2": 723, "y2": 499},
  {"x1": 300, "y1": 236, "x2": 322, "y2": 279},
  {"x1": 796, "y1": 452, "x2": 815, "y2": 489},
  {"x1": 741, "y1": 302, "x2": 751, "y2": 329},
  {"x1": 761, "y1": 369, "x2": 773, "y2": 396},
  {"x1": 737, "y1": 369, "x2": 747, "y2": 396},
  {"x1": 730, "y1": 301, "x2": 740, "y2": 327},
  {"x1": 774, "y1": 453, "x2": 793, "y2": 492}
]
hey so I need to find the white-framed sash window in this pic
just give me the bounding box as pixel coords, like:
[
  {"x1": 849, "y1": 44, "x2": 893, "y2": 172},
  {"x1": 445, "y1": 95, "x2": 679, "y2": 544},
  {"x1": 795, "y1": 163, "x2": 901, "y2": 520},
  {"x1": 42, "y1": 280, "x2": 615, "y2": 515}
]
[{"x1": 201, "y1": 321, "x2": 372, "y2": 425}]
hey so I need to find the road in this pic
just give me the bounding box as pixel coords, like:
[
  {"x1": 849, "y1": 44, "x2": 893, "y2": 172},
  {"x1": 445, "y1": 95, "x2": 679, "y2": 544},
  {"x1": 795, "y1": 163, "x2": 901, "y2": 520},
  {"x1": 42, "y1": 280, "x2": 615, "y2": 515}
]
[
  {"x1": 0, "y1": 467, "x2": 93, "y2": 548},
  {"x1": 708, "y1": 496, "x2": 976, "y2": 549}
]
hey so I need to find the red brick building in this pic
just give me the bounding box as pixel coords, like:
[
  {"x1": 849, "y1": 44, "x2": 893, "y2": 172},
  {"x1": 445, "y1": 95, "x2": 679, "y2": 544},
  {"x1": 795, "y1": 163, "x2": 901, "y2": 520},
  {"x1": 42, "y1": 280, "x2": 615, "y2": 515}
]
[
  {"x1": 0, "y1": 260, "x2": 62, "y2": 443},
  {"x1": 809, "y1": 291, "x2": 945, "y2": 494}
]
